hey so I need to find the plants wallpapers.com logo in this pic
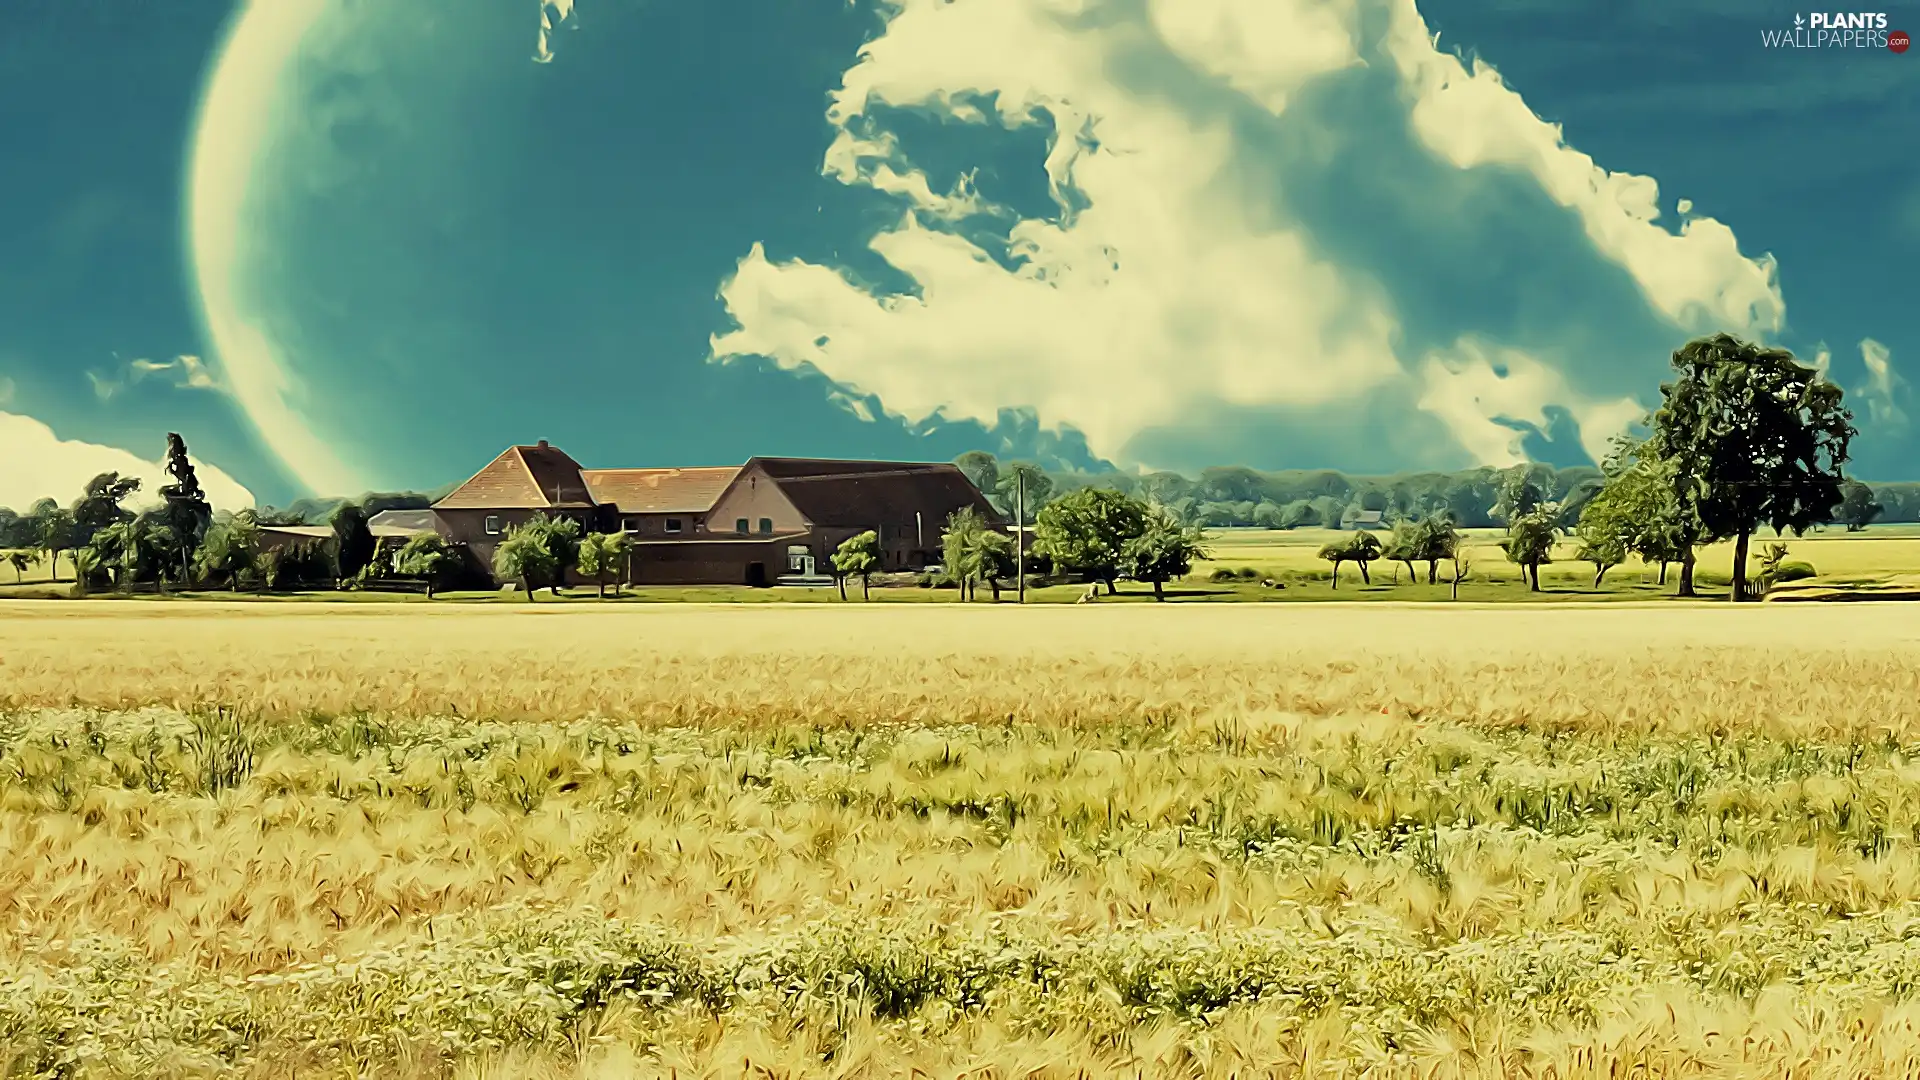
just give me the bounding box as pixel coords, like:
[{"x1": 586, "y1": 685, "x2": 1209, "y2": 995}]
[{"x1": 1762, "y1": 12, "x2": 1910, "y2": 49}]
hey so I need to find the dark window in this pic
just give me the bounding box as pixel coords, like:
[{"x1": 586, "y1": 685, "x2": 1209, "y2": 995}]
[
  {"x1": 622, "y1": 517, "x2": 641, "y2": 533},
  {"x1": 758, "y1": 518, "x2": 773, "y2": 535},
  {"x1": 484, "y1": 515, "x2": 502, "y2": 536},
  {"x1": 736, "y1": 518, "x2": 749, "y2": 534},
  {"x1": 666, "y1": 518, "x2": 683, "y2": 534}
]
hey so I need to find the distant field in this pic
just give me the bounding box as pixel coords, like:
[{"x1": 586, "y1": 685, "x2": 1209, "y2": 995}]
[
  {"x1": 4, "y1": 602, "x2": 1920, "y2": 1076},
  {"x1": 1195, "y1": 523, "x2": 1920, "y2": 591}
]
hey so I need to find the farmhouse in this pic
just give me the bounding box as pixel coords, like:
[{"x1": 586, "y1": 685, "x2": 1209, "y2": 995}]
[{"x1": 430, "y1": 441, "x2": 1002, "y2": 586}]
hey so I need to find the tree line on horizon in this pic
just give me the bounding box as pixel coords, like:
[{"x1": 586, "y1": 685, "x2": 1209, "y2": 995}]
[{"x1": 0, "y1": 335, "x2": 1898, "y2": 603}]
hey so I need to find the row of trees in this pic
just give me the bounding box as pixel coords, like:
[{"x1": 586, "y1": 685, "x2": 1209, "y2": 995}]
[
  {"x1": 828, "y1": 488, "x2": 1212, "y2": 601},
  {"x1": 0, "y1": 435, "x2": 223, "y2": 593},
  {"x1": 950, "y1": 451, "x2": 1910, "y2": 534},
  {"x1": 484, "y1": 515, "x2": 633, "y2": 601},
  {"x1": 1308, "y1": 335, "x2": 1863, "y2": 601}
]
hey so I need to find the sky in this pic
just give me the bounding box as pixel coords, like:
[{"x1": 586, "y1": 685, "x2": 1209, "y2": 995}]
[{"x1": 0, "y1": 0, "x2": 1913, "y2": 510}]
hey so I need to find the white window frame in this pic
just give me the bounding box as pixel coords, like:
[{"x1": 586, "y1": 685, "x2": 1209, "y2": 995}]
[
  {"x1": 666, "y1": 518, "x2": 683, "y2": 534},
  {"x1": 484, "y1": 515, "x2": 502, "y2": 536}
]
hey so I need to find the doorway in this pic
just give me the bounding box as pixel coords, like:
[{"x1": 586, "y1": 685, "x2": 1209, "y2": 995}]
[{"x1": 746, "y1": 562, "x2": 768, "y2": 588}]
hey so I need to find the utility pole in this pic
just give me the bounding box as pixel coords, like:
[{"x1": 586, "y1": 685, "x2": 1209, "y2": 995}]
[{"x1": 1016, "y1": 468, "x2": 1025, "y2": 604}]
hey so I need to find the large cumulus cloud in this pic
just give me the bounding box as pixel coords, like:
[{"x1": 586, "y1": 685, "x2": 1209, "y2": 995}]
[{"x1": 710, "y1": 0, "x2": 1786, "y2": 471}]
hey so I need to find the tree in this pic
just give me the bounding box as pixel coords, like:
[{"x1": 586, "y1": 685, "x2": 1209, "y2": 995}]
[
  {"x1": 395, "y1": 533, "x2": 459, "y2": 599},
  {"x1": 1449, "y1": 557, "x2": 1472, "y2": 601},
  {"x1": 1382, "y1": 520, "x2": 1421, "y2": 584},
  {"x1": 1582, "y1": 437, "x2": 1701, "y2": 591},
  {"x1": 574, "y1": 532, "x2": 629, "y2": 599},
  {"x1": 89, "y1": 521, "x2": 143, "y2": 593},
  {"x1": 832, "y1": 531, "x2": 883, "y2": 600},
  {"x1": 35, "y1": 504, "x2": 77, "y2": 582},
  {"x1": 976, "y1": 529, "x2": 1016, "y2": 601},
  {"x1": 1317, "y1": 532, "x2": 1382, "y2": 588},
  {"x1": 1500, "y1": 504, "x2": 1559, "y2": 591},
  {"x1": 1033, "y1": 488, "x2": 1149, "y2": 595},
  {"x1": 71, "y1": 472, "x2": 142, "y2": 542},
  {"x1": 1491, "y1": 465, "x2": 1546, "y2": 525},
  {"x1": 330, "y1": 503, "x2": 376, "y2": 582},
  {"x1": 1646, "y1": 333, "x2": 1857, "y2": 602},
  {"x1": 1251, "y1": 501, "x2": 1286, "y2": 530},
  {"x1": 492, "y1": 529, "x2": 555, "y2": 602},
  {"x1": 996, "y1": 463, "x2": 1053, "y2": 525},
  {"x1": 69, "y1": 547, "x2": 102, "y2": 597},
  {"x1": 1571, "y1": 505, "x2": 1629, "y2": 588},
  {"x1": 194, "y1": 516, "x2": 263, "y2": 591},
  {"x1": 941, "y1": 506, "x2": 992, "y2": 601},
  {"x1": 1415, "y1": 511, "x2": 1462, "y2": 585},
  {"x1": 954, "y1": 452, "x2": 1000, "y2": 506},
  {"x1": 5, "y1": 549, "x2": 29, "y2": 582},
  {"x1": 158, "y1": 434, "x2": 214, "y2": 583},
  {"x1": 1121, "y1": 510, "x2": 1211, "y2": 600},
  {"x1": 1835, "y1": 480, "x2": 1883, "y2": 532}
]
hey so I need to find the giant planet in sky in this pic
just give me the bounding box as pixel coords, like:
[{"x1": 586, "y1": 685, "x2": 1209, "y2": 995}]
[{"x1": 188, "y1": 0, "x2": 960, "y2": 498}]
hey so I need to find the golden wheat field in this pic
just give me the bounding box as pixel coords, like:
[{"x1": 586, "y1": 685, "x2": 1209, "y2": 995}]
[{"x1": 4, "y1": 601, "x2": 1920, "y2": 1079}]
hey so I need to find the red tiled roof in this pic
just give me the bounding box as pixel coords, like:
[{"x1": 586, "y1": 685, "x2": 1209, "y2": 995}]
[
  {"x1": 581, "y1": 467, "x2": 741, "y2": 514},
  {"x1": 434, "y1": 443, "x2": 595, "y2": 510},
  {"x1": 749, "y1": 458, "x2": 1002, "y2": 531}
]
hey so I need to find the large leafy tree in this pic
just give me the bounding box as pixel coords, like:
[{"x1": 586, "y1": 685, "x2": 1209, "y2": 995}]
[
  {"x1": 1120, "y1": 510, "x2": 1210, "y2": 601},
  {"x1": 1033, "y1": 488, "x2": 1148, "y2": 595},
  {"x1": 492, "y1": 529, "x2": 555, "y2": 602},
  {"x1": 489, "y1": 514, "x2": 582, "y2": 599},
  {"x1": 1646, "y1": 334, "x2": 1857, "y2": 602},
  {"x1": 5, "y1": 549, "x2": 30, "y2": 582},
  {"x1": 831, "y1": 531, "x2": 882, "y2": 600},
  {"x1": 158, "y1": 434, "x2": 214, "y2": 582},
  {"x1": 1500, "y1": 504, "x2": 1559, "y2": 591}
]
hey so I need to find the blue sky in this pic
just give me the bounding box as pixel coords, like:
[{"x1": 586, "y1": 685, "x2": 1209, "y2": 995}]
[{"x1": 1, "y1": 0, "x2": 1913, "y2": 509}]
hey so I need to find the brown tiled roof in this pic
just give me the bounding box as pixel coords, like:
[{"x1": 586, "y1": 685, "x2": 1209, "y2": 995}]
[
  {"x1": 434, "y1": 443, "x2": 594, "y2": 510},
  {"x1": 581, "y1": 467, "x2": 741, "y2": 514},
  {"x1": 749, "y1": 458, "x2": 1002, "y2": 531}
]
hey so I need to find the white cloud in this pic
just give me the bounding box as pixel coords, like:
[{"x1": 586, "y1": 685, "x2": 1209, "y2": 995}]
[
  {"x1": 534, "y1": 0, "x2": 577, "y2": 63},
  {"x1": 710, "y1": 0, "x2": 1784, "y2": 469},
  {"x1": 87, "y1": 354, "x2": 226, "y2": 402},
  {"x1": 1379, "y1": 0, "x2": 1783, "y2": 337},
  {"x1": 1416, "y1": 338, "x2": 1643, "y2": 467},
  {"x1": 1857, "y1": 338, "x2": 1909, "y2": 429},
  {"x1": 0, "y1": 412, "x2": 254, "y2": 513}
]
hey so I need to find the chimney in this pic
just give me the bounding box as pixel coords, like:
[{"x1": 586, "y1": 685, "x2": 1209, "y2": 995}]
[{"x1": 536, "y1": 439, "x2": 549, "y2": 448}]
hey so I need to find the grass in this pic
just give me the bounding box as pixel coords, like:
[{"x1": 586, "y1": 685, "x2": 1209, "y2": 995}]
[{"x1": 4, "y1": 601, "x2": 1920, "y2": 1076}]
